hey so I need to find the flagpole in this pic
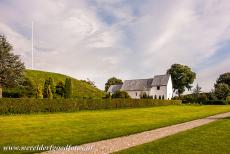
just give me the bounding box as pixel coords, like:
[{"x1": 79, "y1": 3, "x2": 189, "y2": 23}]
[{"x1": 32, "y1": 21, "x2": 34, "y2": 70}]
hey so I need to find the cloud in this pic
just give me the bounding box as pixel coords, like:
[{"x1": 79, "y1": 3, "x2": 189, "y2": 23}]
[{"x1": 0, "y1": 0, "x2": 230, "y2": 91}]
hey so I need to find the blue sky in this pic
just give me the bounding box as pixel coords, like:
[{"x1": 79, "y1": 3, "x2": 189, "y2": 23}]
[{"x1": 0, "y1": 0, "x2": 230, "y2": 91}]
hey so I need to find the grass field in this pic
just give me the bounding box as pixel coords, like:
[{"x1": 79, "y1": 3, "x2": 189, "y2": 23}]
[
  {"x1": 0, "y1": 105, "x2": 230, "y2": 154},
  {"x1": 116, "y1": 117, "x2": 230, "y2": 154},
  {"x1": 23, "y1": 69, "x2": 105, "y2": 98}
]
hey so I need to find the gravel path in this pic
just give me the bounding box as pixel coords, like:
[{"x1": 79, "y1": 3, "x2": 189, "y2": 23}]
[{"x1": 42, "y1": 112, "x2": 230, "y2": 154}]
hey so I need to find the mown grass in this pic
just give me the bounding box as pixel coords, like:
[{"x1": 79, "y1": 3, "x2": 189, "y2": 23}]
[
  {"x1": 0, "y1": 105, "x2": 230, "y2": 154},
  {"x1": 116, "y1": 117, "x2": 230, "y2": 154},
  {"x1": 24, "y1": 69, "x2": 105, "y2": 98}
]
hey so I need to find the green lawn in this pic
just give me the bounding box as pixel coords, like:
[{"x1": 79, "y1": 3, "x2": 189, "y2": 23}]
[
  {"x1": 0, "y1": 105, "x2": 230, "y2": 154},
  {"x1": 116, "y1": 117, "x2": 230, "y2": 154}
]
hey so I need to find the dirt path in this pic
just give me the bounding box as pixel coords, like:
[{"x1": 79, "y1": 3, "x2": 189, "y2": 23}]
[{"x1": 42, "y1": 112, "x2": 230, "y2": 154}]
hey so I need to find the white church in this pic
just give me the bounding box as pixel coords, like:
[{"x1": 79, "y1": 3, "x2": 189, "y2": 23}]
[{"x1": 108, "y1": 74, "x2": 173, "y2": 99}]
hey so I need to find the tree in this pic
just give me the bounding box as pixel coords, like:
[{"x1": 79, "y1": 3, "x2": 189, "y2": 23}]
[
  {"x1": 167, "y1": 64, "x2": 196, "y2": 97},
  {"x1": 20, "y1": 77, "x2": 35, "y2": 98},
  {"x1": 64, "y1": 78, "x2": 72, "y2": 98},
  {"x1": 192, "y1": 83, "x2": 202, "y2": 102},
  {"x1": 36, "y1": 84, "x2": 43, "y2": 99},
  {"x1": 216, "y1": 73, "x2": 230, "y2": 87},
  {"x1": 111, "y1": 90, "x2": 130, "y2": 98},
  {"x1": 0, "y1": 35, "x2": 25, "y2": 98},
  {"x1": 47, "y1": 85, "x2": 53, "y2": 99},
  {"x1": 55, "y1": 81, "x2": 65, "y2": 98},
  {"x1": 214, "y1": 83, "x2": 230, "y2": 100},
  {"x1": 193, "y1": 84, "x2": 202, "y2": 95},
  {"x1": 43, "y1": 77, "x2": 55, "y2": 98},
  {"x1": 105, "y1": 77, "x2": 123, "y2": 92}
]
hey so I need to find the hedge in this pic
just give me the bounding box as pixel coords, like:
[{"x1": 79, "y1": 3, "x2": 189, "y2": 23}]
[
  {"x1": 202, "y1": 100, "x2": 229, "y2": 105},
  {"x1": 0, "y1": 98, "x2": 182, "y2": 115}
]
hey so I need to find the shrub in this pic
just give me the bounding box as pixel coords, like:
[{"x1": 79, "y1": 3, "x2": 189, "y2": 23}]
[
  {"x1": 226, "y1": 96, "x2": 230, "y2": 101},
  {"x1": 111, "y1": 90, "x2": 130, "y2": 98},
  {"x1": 64, "y1": 78, "x2": 72, "y2": 98},
  {"x1": 202, "y1": 100, "x2": 227, "y2": 105},
  {"x1": 0, "y1": 98, "x2": 182, "y2": 115}
]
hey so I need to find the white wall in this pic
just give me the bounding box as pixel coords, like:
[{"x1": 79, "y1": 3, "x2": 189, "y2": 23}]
[
  {"x1": 150, "y1": 86, "x2": 167, "y2": 99},
  {"x1": 126, "y1": 91, "x2": 149, "y2": 99},
  {"x1": 166, "y1": 76, "x2": 173, "y2": 99}
]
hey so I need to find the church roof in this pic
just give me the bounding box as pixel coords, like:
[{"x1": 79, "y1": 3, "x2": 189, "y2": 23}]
[
  {"x1": 151, "y1": 74, "x2": 170, "y2": 86},
  {"x1": 107, "y1": 84, "x2": 123, "y2": 93},
  {"x1": 121, "y1": 78, "x2": 153, "y2": 91},
  {"x1": 107, "y1": 74, "x2": 171, "y2": 92},
  {"x1": 120, "y1": 74, "x2": 170, "y2": 91}
]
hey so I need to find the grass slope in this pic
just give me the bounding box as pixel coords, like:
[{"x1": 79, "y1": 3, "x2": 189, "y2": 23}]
[
  {"x1": 0, "y1": 105, "x2": 230, "y2": 154},
  {"x1": 116, "y1": 117, "x2": 230, "y2": 154},
  {"x1": 24, "y1": 69, "x2": 105, "y2": 98}
]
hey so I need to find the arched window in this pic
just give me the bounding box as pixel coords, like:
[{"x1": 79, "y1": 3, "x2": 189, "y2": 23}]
[
  {"x1": 154, "y1": 95, "x2": 157, "y2": 99},
  {"x1": 159, "y1": 95, "x2": 161, "y2": 99},
  {"x1": 162, "y1": 95, "x2": 165, "y2": 100}
]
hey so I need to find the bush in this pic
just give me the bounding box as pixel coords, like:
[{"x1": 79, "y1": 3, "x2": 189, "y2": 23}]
[
  {"x1": 0, "y1": 98, "x2": 182, "y2": 115},
  {"x1": 202, "y1": 100, "x2": 228, "y2": 105},
  {"x1": 226, "y1": 96, "x2": 230, "y2": 101},
  {"x1": 111, "y1": 90, "x2": 130, "y2": 98}
]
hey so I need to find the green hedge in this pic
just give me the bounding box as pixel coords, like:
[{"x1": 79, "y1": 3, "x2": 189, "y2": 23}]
[
  {"x1": 0, "y1": 98, "x2": 182, "y2": 115},
  {"x1": 202, "y1": 100, "x2": 229, "y2": 105}
]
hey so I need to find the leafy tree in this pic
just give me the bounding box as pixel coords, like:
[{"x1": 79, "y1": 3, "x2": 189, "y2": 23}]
[
  {"x1": 111, "y1": 90, "x2": 130, "y2": 98},
  {"x1": 226, "y1": 96, "x2": 230, "y2": 102},
  {"x1": 105, "y1": 77, "x2": 123, "y2": 92},
  {"x1": 19, "y1": 77, "x2": 35, "y2": 97},
  {"x1": 64, "y1": 78, "x2": 72, "y2": 98},
  {"x1": 197, "y1": 93, "x2": 208, "y2": 103},
  {"x1": 167, "y1": 64, "x2": 196, "y2": 97},
  {"x1": 55, "y1": 81, "x2": 65, "y2": 98},
  {"x1": 0, "y1": 35, "x2": 25, "y2": 98},
  {"x1": 214, "y1": 83, "x2": 230, "y2": 100},
  {"x1": 216, "y1": 73, "x2": 230, "y2": 86}
]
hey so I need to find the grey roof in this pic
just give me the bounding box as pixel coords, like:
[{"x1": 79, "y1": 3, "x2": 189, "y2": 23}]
[
  {"x1": 120, "y1": 74, "x2": 170, "y2": 91},
  {"x1": 107, "y1": 84, "x2": 122, "y2": 93},
  {"x1": 121, "y1": 78, "x2": 153, "y2": 91},
  {"x1": 151, "y1": 74, "x2": 170, "y2": 86}
]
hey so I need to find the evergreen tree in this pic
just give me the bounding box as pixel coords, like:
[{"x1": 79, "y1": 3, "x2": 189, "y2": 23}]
[
  {"x1": 64, "y1": 78, "x2": 72, "y2": 98},
  {"x1": 0, "y1": 35, "x2": 25, "y2": 98},
  {"x1": 43, "y1": 77, "x2": 54, "y2": 99},
  {"x1": 36, "y1": 84, "x2": 43, "y2": 99},
  {"x1": 47, "y1": 85, "x2": 53, "y2": 99},
  {"x1": 56, "y1": 81, "x2": 65, "y2": 98},
  {"x1": 43, "y1": 79, "x2": 49, "y2": 98}
]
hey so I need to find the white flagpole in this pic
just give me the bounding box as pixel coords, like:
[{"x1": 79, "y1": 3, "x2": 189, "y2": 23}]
[{"x1": 32, "y1": 21, "x2": 34, "y2": 69}]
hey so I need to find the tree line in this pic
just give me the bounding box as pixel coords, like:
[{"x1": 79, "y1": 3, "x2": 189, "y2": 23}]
[{"x1": 36, "y1": 77, "x2": 72, "y2": 99}]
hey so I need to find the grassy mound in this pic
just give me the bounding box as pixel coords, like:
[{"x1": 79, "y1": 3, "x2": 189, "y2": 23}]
[{"x1": 22, "y1": 69, "x2": 105, "y2": 98}]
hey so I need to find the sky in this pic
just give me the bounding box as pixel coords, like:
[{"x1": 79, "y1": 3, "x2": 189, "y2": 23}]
[{"x1": 0, "y1": 0, "x2": 230, "y2": 91}]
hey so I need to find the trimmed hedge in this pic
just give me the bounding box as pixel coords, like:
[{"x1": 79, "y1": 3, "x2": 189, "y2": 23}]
[
  {"x1": 202, "y1": 100, "x2": 229, "y2": 105},
  {"x1": 0, "y1": 98, "x2": 182, "y2": 115}
]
